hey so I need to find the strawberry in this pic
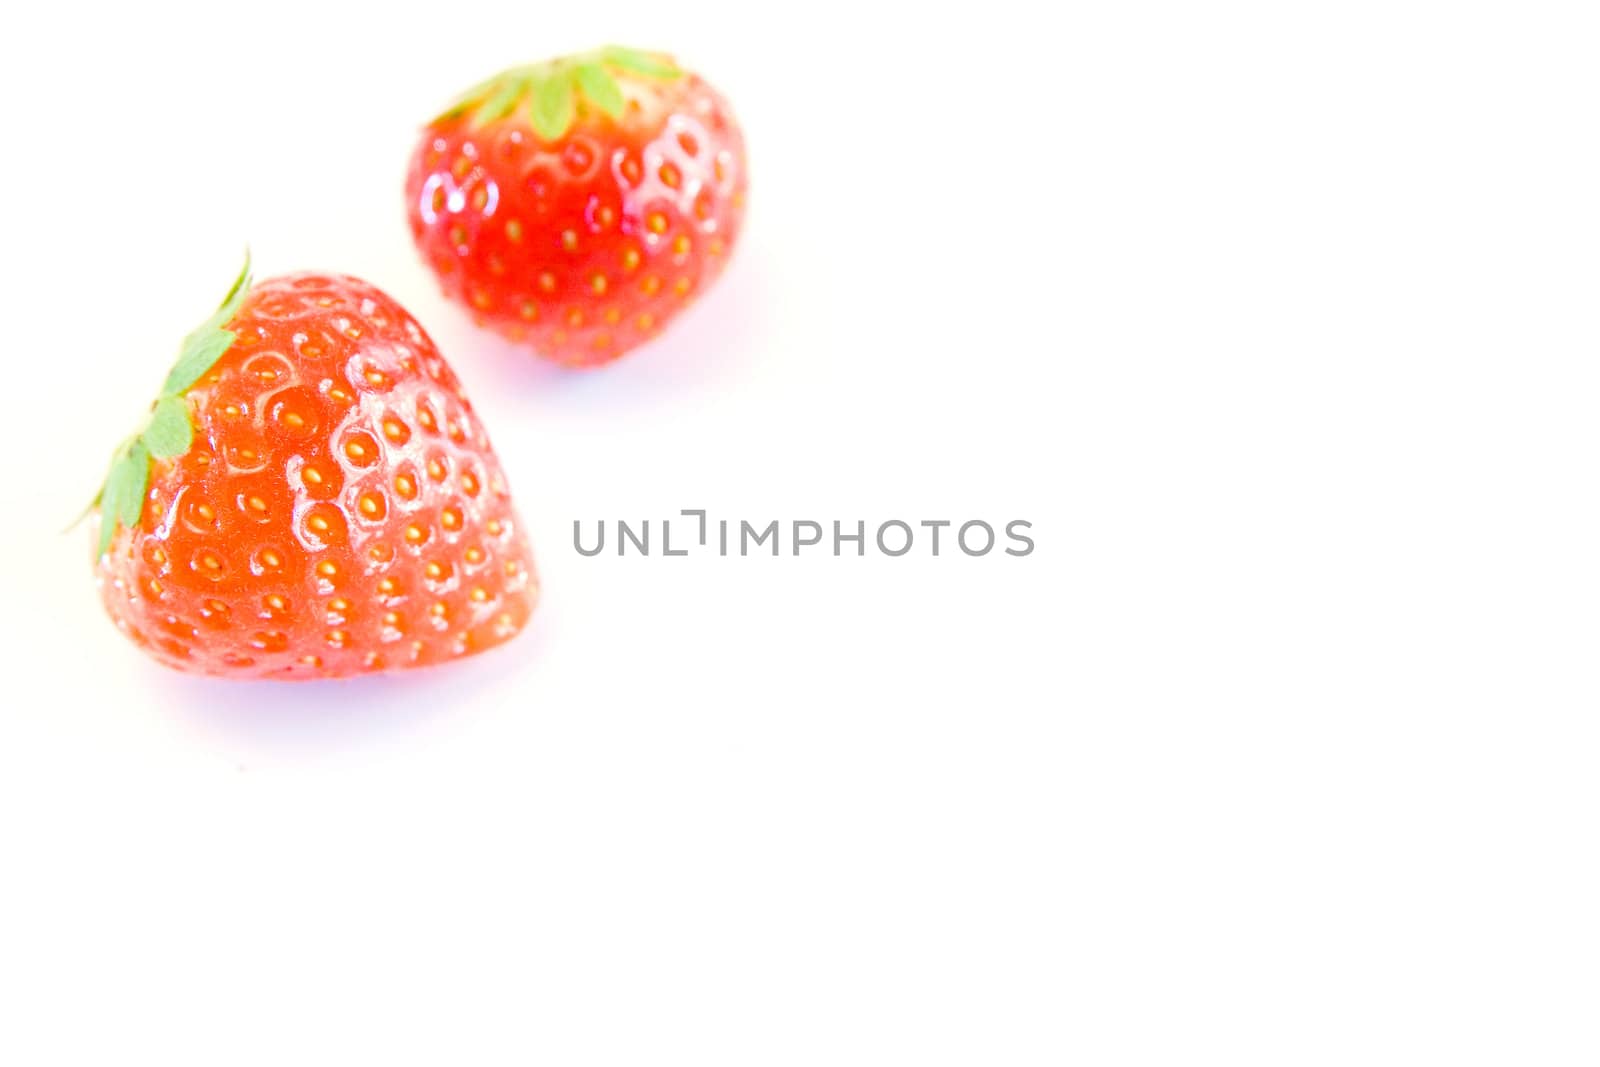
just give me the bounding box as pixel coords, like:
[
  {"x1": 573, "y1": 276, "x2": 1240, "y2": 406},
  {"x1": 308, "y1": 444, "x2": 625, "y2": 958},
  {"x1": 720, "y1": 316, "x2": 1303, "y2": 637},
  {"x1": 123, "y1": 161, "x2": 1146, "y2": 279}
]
[
  {"x1": 92, "y1": 257, "x2": 538, "y2": 679},
  {"x1": 406, "y1": 45, "x2": 748, "y2": 367}
]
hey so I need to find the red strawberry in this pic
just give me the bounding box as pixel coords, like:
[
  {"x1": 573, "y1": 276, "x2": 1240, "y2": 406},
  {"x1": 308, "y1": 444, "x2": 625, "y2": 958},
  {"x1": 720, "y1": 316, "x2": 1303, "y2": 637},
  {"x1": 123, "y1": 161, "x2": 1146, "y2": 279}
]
[
  {"x1": 92, "y1": 257, "x2": 538, "y2": 679},
  {"x1": 406, "y1": 45, "x2": 748, "y2": 367}
]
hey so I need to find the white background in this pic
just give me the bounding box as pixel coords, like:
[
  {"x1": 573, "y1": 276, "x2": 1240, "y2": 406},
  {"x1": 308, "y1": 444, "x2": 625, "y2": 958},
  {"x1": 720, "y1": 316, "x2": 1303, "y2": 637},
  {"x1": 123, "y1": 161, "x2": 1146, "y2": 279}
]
[{"x1": 1, "y1": 1, "x2": 1596, "y2": 1062}]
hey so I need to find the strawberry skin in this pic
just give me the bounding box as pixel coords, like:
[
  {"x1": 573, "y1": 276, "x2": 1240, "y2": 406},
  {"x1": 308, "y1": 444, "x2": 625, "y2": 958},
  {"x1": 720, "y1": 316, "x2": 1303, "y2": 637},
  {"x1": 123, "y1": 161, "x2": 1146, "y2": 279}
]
[
  {"x1": 405, "y1": 46, "x2": 747, "y2": 367},
  {"x1": 95, "y1": 265, "x2": 538, "y2": 679}
]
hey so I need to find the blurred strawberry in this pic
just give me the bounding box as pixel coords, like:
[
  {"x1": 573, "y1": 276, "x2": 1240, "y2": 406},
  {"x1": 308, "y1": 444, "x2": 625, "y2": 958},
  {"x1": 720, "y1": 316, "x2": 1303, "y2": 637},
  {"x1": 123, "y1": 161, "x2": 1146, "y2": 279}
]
[{"x1": 407, "y1": 46, "x2": 748, "y2": 367}]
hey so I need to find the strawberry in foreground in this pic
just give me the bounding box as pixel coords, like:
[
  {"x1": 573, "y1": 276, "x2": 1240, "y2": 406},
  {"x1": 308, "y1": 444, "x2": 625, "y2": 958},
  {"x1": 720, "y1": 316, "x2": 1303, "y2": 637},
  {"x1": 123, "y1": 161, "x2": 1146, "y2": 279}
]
[
  {"x1": 406, "y1": 45, "x2": 748, "y2": 367},
  {"x1": 92, "y1": 257, "x2": 538, "y2": 679}
]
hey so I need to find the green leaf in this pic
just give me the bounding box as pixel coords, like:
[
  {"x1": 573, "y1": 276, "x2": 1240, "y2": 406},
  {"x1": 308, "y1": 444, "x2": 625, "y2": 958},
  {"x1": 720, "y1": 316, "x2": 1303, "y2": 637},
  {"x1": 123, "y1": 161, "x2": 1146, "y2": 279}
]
[
  {"x1": 96, "y1": 442, "x2": 149, "y2": 558},
  {"x1": 63, "y1": 490, "x2": 102, "y2": 534},
  {"x1": 434, "y1": 69, "x2": 510, "y2": 124},
  {"x1": 530, "y1": 70, "x2": 577, "y2": 140},
  {"x1": 161, "y1": 327, "x2": 236, "y2": 397},
  {"x1": 473, "y1": 72, "x2": 528, "y2": 124},
  {"x1": 179, "y1": 250, "x2": 253, "y2": 357},
  {"x1": 162, "y1": 250, "x2": 253, "y2": 397},
  {"x1": 575, "y1": 62, "x2": 625, "y2": 119},
  {"x1": 119, "y1": 442, "x2": 149, "y2": 529},
  {"x1": 86, "y1": 254, "x2": 249, "y2": 555},
  {"x1": 602, "y1": 46, "x2": 681, "y2": 80},
  {"x1": 143, "y1": 396, "x2": 193, "y2": 458}
]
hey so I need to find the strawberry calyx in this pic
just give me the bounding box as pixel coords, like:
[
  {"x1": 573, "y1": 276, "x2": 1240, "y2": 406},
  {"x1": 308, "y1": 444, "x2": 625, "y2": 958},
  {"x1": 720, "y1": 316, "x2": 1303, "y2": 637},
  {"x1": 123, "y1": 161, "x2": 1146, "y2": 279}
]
[
  {"x1": 435, "y1": 45, "x2": 683, "y2": 140},
  {"x1": 89, "y1": 252, "x2": 254, "y2": 558}
]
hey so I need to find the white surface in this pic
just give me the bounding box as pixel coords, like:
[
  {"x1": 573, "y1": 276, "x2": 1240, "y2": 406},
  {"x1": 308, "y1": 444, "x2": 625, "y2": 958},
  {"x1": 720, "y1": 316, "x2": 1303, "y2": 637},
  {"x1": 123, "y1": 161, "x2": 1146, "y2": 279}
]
[{"x1": 1, "y1": 1, "x2": 1596, "y2": 1062}]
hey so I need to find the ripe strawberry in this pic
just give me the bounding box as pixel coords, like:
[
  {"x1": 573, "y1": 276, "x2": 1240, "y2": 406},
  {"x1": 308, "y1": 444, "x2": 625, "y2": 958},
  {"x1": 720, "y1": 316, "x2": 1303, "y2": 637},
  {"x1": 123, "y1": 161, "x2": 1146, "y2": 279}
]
[
  {"x1": 406, "y1": 45, "x2": 748, "y2": 367},
  {"x1": 92, "y1": 257, "x2": 538, "y2": 679}
]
